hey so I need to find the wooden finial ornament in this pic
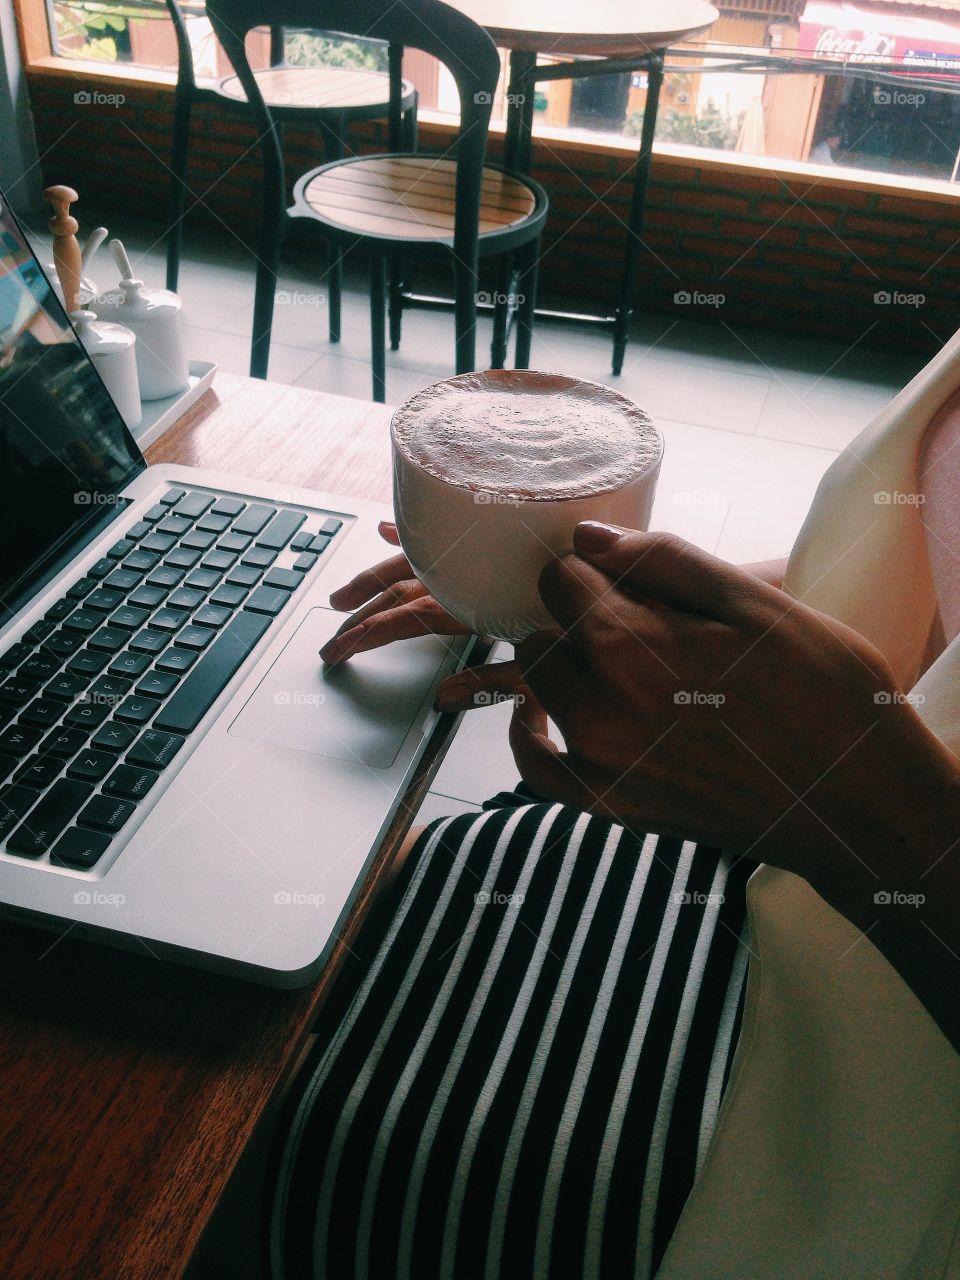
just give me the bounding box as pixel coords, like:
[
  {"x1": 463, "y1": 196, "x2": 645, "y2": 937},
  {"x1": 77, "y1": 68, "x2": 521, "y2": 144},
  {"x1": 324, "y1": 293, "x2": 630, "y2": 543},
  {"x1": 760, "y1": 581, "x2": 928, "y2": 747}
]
[{"x1": 43, "y1": 184, "x2": 82, "y2": 315}]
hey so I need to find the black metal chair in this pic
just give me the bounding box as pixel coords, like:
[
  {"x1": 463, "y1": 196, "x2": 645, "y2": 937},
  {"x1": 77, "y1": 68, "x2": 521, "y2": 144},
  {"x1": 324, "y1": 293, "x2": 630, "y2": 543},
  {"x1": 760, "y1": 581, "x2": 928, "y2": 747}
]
[
  {"x1": 206, "y1": 0, "x2": 548, "y2": 401},
  {"x1": 164, "y1": 0, "x2": 417, "y2": 346}
]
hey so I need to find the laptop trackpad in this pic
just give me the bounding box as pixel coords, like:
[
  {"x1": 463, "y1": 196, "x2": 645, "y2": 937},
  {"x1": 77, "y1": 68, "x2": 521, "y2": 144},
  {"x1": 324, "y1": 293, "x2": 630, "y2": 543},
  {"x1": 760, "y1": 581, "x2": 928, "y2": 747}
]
[{"x1": 228, "y1": 607, "x2": 449, "y2": 769}]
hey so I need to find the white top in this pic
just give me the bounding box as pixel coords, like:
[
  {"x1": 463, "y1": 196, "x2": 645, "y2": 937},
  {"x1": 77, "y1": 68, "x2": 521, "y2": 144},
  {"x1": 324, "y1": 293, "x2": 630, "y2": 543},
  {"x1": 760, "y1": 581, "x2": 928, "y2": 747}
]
[{"x1": 658, "y1": 330, "x2": 960, "y2": 1278}]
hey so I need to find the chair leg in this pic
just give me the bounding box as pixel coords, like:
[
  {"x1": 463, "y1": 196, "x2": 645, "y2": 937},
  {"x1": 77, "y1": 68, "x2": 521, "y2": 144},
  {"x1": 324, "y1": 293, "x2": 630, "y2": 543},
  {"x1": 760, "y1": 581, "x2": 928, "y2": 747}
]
[
  {"x1": 453, "y1": 257, "x2": 478, "y2": 377},
  {"x1": 165, "y1": 93, "x2": 193, "y2": 294},
  {"x1": 370, "y1": 255, "x2": 387, "y2": 403},
  {"x1": 324, "y1": 119, "x2": 345, "y2": 345},
  {"x1": 250, "y1": 191, "x2": 285, "y2": 380},
  {"x1": 514, "y1": 236, "x2": 540, "y2": 371},
  {"x1": 403, "y1": 97, "x2": 418, "y2": 152},
  {"x1": 388, "y1": 259, "x2": 404, "y2": 351},
  {"x1": 489, "y1": 253, "x2": 512, "y2": 369}
]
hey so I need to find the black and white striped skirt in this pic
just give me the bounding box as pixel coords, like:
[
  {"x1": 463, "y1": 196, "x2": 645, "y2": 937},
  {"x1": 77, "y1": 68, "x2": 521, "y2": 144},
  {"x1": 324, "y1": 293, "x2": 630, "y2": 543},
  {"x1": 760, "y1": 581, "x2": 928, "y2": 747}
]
[{"x1": 269, "y1": 790, "x2": 754, "y2": 1280}]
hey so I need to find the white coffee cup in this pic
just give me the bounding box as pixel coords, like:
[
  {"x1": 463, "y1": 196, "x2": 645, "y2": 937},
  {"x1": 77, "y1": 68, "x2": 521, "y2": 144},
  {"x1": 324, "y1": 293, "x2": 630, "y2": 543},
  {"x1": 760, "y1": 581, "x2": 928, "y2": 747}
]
[{"x1": 391, "y1": 369, "x2": 663, "y2": 642}]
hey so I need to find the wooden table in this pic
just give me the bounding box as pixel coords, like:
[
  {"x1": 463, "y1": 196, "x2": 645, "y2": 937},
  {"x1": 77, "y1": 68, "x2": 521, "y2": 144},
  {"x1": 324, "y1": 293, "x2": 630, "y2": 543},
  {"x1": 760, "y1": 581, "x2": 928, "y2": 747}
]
[
  {"x1": 438, "y1": 0, "x2": 718, "y2": 373},
  {"x1": 0, "y1": 374, "x2": 471, "y2": 1280}
]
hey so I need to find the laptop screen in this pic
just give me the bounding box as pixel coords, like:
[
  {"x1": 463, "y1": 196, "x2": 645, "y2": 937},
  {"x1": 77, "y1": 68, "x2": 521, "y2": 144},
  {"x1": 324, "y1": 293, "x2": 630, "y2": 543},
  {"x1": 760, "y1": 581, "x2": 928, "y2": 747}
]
[{"x1": 0, "y1": 192, "x2": 144, "y2": 612}]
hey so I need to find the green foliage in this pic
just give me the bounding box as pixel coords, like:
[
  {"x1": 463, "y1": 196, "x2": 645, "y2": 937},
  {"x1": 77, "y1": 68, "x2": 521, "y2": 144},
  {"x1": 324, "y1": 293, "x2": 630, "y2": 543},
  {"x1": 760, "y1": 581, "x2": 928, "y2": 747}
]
[
  {"x1": 284, "y1": 32, "x2": 388, "y2": 72},
  {"x1": 54, "y1": 2, "x2": 128, "y2": 61},
  {"x1": 625, "y1": 97, "x2": 745, "y2": 151}
]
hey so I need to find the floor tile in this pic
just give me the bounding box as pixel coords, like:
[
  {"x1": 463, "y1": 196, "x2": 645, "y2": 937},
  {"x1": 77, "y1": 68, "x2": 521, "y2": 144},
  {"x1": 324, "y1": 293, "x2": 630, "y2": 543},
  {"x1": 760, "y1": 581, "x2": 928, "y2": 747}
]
[
  {"x1": 413, "y1": 792, "x2": 483, "y2": 826},
  {"x1": 756, "y1": 372, "x2": 896, "y2": 451},
  {"x1": 714, "y1": 504, "x2": 806, "y2": 565},
  {"x1": 180, "y1": 323, "x2": 320, "y2": 385}
]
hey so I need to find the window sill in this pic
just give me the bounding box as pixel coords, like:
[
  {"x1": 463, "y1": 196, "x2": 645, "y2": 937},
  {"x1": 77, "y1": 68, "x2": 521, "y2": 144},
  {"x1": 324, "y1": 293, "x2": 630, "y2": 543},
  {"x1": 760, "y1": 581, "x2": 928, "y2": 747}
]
[{"x1": 26, "y1": 54, "x2": 960, "y2": 208}]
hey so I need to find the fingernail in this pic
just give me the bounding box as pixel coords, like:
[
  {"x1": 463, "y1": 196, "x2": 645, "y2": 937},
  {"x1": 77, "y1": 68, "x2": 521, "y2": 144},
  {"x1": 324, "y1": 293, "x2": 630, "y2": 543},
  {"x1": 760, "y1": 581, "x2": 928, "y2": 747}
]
[
  {"x1": 574, "y1": 521, "x2": 623, "y2": 553},
  {"x1": 329, "y1": 587, "x2": 352, "y2": 608},
  {"x1": 435, "y1": 676, "x2": 469, "y2": 712}
]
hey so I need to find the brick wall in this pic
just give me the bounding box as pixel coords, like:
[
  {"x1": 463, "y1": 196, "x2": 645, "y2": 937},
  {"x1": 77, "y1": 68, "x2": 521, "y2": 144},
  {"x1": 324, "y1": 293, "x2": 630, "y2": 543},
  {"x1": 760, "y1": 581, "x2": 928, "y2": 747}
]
[{"x1": 27, "y1": 74, "x2": 960, "y2": 356}]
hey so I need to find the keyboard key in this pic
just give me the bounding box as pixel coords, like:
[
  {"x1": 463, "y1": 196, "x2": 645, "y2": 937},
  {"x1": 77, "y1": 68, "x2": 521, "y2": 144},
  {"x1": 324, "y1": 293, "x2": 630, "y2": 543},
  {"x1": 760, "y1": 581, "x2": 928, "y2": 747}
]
[
  {"x1": 147, "y1": 566, "x2": 185, "y2": 591},
  {"x1": 155, "y1": 647, "x2": 199, "y2": 675},
  {"x1": 88, "y1": 627, "x2": 128, "y2": 654},
  {"x1": 166, "y1": 547, "x2": 201, "y2": 569},
  {"x1": 218, "y1": 532, "x2": 251, "y2": 553},
  {"x1": 0, "y1": 705, "x2": 14, "y2": 733},
  {"x1": 211, "y1": 497, "x2": 245, "y2": 517},
  {"x1": 63, "y1": 609, "x2": 101, "y2": 635},
  {"x1": 264, "y1": 568, "x2": 305, "y2": 592},
  {"x1": 201, "y1": 550, "x2": 235, "y2": 572},
  {"x1": 67, "y1": 577, "x2": 97, "y2": 600},
  {"x1": 123, "y1": 550, "x2": 160, "y2": 573},
  {"x1": 20, "y1": 698, "x2": 62, "y2": 730},
  {"x1": 0, "y1": 724, "x2": 41, "y2": 754},
  {"x1": 115, "y1": 695, "x2": 160, "y2": 725},
  {"x1": 0, "y1": 677, "x2": 42, "y2": 706},
  {"x1": 174, "y1": 626, "x2": 213, "y2": 651},
  {"x1": 66, "y1": 650, "x2": 110, "y2": 677},
  {"x1": 64, "y1": 701, "x2": 111, "y2": 730},
  {"x1": 87, "y1": 558, "x2": 115, "y2": 580},
  {"x1": 150, "y1": 608, "x2": 188, "y2": 633},
  {"x1": 0, "y1": 642, "x2": 33, "y2": 670},
  {"x1": 78, "y1": 795, "x2": 135, "y2": 833},
  {"x1": 143, "y1": 503, "x2": 169, "y2": 522},
  {"x1": 110, "y1": 605, "x2": 151, "y2": 631},
  {"x1": 107, "y1": 539, "x2": 135, "y2": 560},
  {"x1": 20, "y1": 653, "x2": 59, "y2": 681},
  {"x1": 158, "y1": 515, "x2": 191, "y2": 537},
  {"x1": 241, "y1": 547, "x2": 277, "y2": 569},
  {"x1": 50, "y1": 826, "x2": 111, "y2": 870},
  {"x1": 197, "y1": 513, "x2": 231, "y2": 534},
  {"x1": 86, "y1": 587, "x2": 125, "y2": 613},
  {"x1": 45, "y1": 598, "x2": 76, "y2": 622},
  {"x1": 42, "y1": 727, "x2": 90, "y2": 758},
  {"x1": 126, "y1": 520, "x2": 151, "y2": 541},
  {"x1": 159, "y1": 487, "x2": 186, "y2": 507},
  {"x1": 0, "y1": 753, "x2": 17, "y2": 783},
  {"x1": 129, "y1": 629, "x2": 169, "y2": 654},
  {"x1": 185, "y1": 569, "x2": 220, "y2": 591},
  {"x1": 136, "y1": 671, "x2": 179, "y2": 699},
  {"x1": 128, "y1": 729, "x2": 184, "y2": 770},
  {"x1": 15, "y1": 754, "x2": 63, "y2": 789},
  {"x1": 24, "y1": 619, "x2": 56, "y2": 645},
  {"x1": 91, "y1": 721, "x2": 138, "y2": 753},
  {"x1": 104, "y1": 569, "x2": 141, "y2": 592},
  {"x1": 155, "y1": 611, "x2": 271, "y2": 735},
  {"x1": 193, "y1": 605, "x2": 231, "y2": 629},
  {"x1": 211, "y1": 584, "x2": 247, "y2": 609},
  {"x1": 293, "y1": 552, "x2": 317, "y2": 572},
  {"x1": 245, "y1": 586, "x2": 292, "y2": 617},
  {"x1": 89, "y1": 675, "x2": 132, "y2": 702},
  {"x1": 167, "y1": 587, "x2": 205, "y2": 611},
  {"x1": 44, "y1": 631, "x2": 85, "y2": 659},
  {"x1": 128, "y1": 585, "x2": 168, "y2": 610},
  {"x1": 182, "y1": 529, "x2": 216, "y2": 551},
  {"x1": 7, "y1": 778, "x2": 93, "y2": 855},
  {"x1": 176, "y1": 492, "x2": 213, "y2": 519},
  {"x1": 67, "y1": 749, "x2": 115, "y2": 782},
  {"x1": 310, "y1": 534, "x2": 333, "y2": 554},
  {"x1": 0, "y1": 785, "x2": 40, "y2": 842},
  {"x1": 226, "y1": 565, "x2": 261, "y2": 588},
  {"x1": 318, "y1": 517, "x2": 343, "y2": 536},
  {"x1": 232, "y1": 504, "x2": 276, "y2": 536},
  {"x1": 45, "y1": 673, "x2": 89, "y2": 703},
  {"x1": 103, "y1": 764, "x2": 159, "y2": 801},
  {"x1": 141, "y1": 532, "x2": 177, "y2": 554},
  {"x1": 290, "y1": 531, "x2": 313, "y2": 552},
  {"x1": 257, "y1": 510, "x2": 306, "y2": 550},
  {"x1": 108, "y1": 651, "x2": 151, "y2": 678}
]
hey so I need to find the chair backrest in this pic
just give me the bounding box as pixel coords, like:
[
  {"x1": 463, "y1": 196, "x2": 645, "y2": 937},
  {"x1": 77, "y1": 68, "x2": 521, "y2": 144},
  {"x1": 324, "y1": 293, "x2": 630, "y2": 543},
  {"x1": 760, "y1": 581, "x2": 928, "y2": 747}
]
[
  {"x1": 205, "y1": 0, "x2": 501, "y2": 270},
  {"x1": 165, "y1": 0, "x2": 285, "y2": 92}
]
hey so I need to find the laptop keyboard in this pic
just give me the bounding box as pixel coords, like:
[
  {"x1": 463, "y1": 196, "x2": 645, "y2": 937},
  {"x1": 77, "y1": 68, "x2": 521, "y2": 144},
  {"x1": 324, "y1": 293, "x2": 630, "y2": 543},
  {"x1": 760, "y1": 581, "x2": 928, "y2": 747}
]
[{"x1": 0, "y1": 487, "x2": 343, "y2": 872}]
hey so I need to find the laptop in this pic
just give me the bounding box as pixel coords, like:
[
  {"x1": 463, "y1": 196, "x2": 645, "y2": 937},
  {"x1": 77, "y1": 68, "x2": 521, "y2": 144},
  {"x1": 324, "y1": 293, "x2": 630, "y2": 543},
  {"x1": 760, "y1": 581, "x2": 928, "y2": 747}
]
[{"x1": 0, "y1": 191, "x2": 473, "y2": 986}]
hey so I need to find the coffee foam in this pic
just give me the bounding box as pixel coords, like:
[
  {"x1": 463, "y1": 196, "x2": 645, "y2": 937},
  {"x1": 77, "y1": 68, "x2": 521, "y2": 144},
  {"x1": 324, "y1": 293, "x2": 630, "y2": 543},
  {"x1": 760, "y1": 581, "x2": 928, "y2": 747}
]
[{"x1": 392, "y1": 370, "x2": 660, "y2": 500}]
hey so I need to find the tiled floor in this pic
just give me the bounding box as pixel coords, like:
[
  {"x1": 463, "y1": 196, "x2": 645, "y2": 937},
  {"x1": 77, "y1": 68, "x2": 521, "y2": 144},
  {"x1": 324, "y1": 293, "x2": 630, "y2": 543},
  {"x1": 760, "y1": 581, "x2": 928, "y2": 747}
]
[{"x1": 26, "y1": 212, "x2": 926, "y2": 818}]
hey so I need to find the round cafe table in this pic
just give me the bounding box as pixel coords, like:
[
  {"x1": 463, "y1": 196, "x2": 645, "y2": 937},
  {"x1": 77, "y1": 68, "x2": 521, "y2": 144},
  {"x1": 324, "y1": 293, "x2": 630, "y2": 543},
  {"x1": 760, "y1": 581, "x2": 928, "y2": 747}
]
[{"x1": 442, "y1": 0, "x2": 719, "y2": 373}]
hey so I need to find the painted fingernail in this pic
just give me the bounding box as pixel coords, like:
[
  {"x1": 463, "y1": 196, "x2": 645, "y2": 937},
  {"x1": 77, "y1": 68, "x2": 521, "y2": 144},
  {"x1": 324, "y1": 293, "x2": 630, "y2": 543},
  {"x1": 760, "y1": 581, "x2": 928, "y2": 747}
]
[
  {"x1": 435, "y1": 676, "x2": 469, "y2": 712},
  {"x1": 574, "y1": 521, "x2": 623, "y2": 553}
]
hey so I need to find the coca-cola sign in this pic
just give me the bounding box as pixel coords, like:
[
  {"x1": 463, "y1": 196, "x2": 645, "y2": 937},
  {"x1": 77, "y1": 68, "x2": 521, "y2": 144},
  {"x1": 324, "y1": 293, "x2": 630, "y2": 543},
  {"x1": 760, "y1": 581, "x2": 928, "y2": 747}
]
[{"x1": 813, "y1": 27, "x2": 896, "y2": 61}]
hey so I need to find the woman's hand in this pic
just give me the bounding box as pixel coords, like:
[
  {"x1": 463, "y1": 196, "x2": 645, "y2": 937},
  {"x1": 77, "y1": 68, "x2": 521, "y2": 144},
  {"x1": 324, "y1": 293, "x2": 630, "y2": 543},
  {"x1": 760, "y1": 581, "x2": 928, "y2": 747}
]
[{"x1": 506, "y1": 521, "x2": 960, "y2": 892}]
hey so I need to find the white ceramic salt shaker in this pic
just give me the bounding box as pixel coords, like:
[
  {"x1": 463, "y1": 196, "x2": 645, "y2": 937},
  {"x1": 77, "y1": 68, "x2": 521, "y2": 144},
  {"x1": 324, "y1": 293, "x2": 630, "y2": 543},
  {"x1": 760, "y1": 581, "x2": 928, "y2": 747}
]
[
  {"x1": 71, "y1": 310, "x2": 142, "y2": 430},
  {"x1": 95, "y1": 239, "x2": 189, "y2": 401}
]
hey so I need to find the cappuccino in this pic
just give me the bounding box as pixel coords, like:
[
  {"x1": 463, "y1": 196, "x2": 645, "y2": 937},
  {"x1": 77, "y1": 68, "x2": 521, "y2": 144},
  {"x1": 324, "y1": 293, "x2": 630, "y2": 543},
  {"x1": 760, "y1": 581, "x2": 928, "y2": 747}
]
[{"x1": 391, "y1": 370, "x2": 663, "y2": 641}]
